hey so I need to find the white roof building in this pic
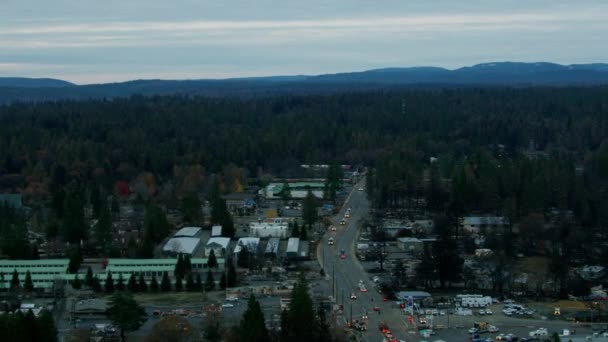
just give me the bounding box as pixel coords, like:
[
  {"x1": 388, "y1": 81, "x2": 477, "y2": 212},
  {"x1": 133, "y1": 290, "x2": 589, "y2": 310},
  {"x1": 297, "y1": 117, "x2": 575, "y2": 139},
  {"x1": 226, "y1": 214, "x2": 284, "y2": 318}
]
[
  {"x1": 233, "y1": 237, "x2": 260, "y2": 254},
  {"x1": 211, "y1": 225, "x2": 222, "y2": 237},
  {"x1": 162, "y1": 237, "x2": 201, "y2": 256},
  {"x1": 250, "y1": 222, "x2": 289, "y2": 238},
  {"x1": 174, "y1": 226, "x2": 202, "y2": 237},
  {"x1": 205, "y1": 237, "x2": 231, "y2": 257},
  {"x1": 286, "y1": 237, "x2": 300, "y2": 257}
]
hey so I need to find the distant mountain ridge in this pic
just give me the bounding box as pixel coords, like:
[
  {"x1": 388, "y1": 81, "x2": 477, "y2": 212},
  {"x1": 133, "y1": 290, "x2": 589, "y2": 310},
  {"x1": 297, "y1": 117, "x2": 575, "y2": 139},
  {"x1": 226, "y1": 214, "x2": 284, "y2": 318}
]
[
  {"x1": 0, "y1": 77, "x2": 75, "y2": 88},
  {"x1": 1, "y1": 62, "x2": 608, "y2": 103}
]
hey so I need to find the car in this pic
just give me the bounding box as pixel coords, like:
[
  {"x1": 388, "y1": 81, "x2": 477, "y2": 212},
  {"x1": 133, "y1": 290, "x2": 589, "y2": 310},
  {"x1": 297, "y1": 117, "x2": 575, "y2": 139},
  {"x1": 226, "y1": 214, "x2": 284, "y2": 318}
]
[
  {"x1": 382, "y1": 296, "x2": 389, "y2": 302},
  {"x1": 439, "y1": 310, "x2": 446, "y2": 316},
  {"x1": 372, "y1": 276, "x2": 380, "y2": 283},
  {"x1": 340, "y1": 219, "x2": 346, "y2": 225},
  {"x1": 330, "y1": 225, "x2": 337, "y2": 231},
  {"x1": 529, "y1": 328, "x2": 548, "y2": 337},
  {"x1": 340, "y1": 253, "x2": 346, "y2": 259},
  {"x1": 226, "y1": 297, "x2": 239, "y2": 302},
  {"x1": 350, "y1": 293, "x2": 357, "y2": 300},
  {"x1": 372, "y1": 306, "x2": 381, "y2": 312},
  {"x1": 361, "y1": 313, "x2": 368, "y2": 320},
  {"x1": 344, "y1": 213, "x2": 350, "y2": 218},
  {"x1": 221, "y1": 303, "x2": 234, "y2": 308},
  {"x1": 432, "y1": 309, "x2": 438, "y2": 316},
  {"x1": 486, "y1": 309, "x2": 493, "y2": 315},
  {"x1": 469, "y1": 328, "x2": 479, "y2": 334},
  {"x1": 360, "y1": 287, "x2": 368, "y2": 293},
  {"x1": 489, "y1": 325, "x2": 499, "y2": 333},
  {"x1": 358, "y1": 187, "x2": 364, "y2": 191},
  {"x1": 479, "y1": 309, "x2": 486, "y2": 315}
]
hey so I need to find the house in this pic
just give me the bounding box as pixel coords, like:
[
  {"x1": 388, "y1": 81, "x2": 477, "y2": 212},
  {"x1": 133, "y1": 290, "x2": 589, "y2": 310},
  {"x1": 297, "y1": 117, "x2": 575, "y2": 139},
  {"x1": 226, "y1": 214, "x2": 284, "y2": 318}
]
[
  {"x1": 259, "y1": 181, "x2": 325, "y2": 199},
  {"x1": 460, "y1": 216, "x2": 509, "y2": 234},
  {"x1": 174, "y1": 226, "x2": 202, "y2": 238},
  {"x1": 205, "y1": 237, "x2": 231, "y2": 258},
  {"x1": 264, "y1": 238, "x2": 280, "y2": 257},
  {"x1": 222, "y1": 193, "x2": 257, "y2": 213},
  {"x1": 233, "y1": 237, "x2": 260, "y2": 255},
  {"x1": 397, "y1": 237, "x2": 423, "y2": 253},
  {"x1": 250, "y1": 221, "x2": 289, "y2": 238},
  {"x1": 286, "y1": 237, "x2": 300, "y2": 258},
  {"x1": 0, "y1": 193, "x2": 22, "y2": 209},
  {"x1": 162, "y1": 237, "x2": 201, "y2": 256},
  {"x1": 211, "y1": 225, "x2": 222, "y2": 237},
  {"x1": 381, "y1": 220, "x2": 411, "y2": 238}
]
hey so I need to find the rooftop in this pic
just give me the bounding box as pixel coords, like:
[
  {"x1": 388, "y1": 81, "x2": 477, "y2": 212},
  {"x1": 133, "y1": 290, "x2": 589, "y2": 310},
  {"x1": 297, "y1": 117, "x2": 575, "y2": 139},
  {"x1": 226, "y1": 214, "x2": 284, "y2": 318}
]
[
  {"x1": 234, "y1": 237, "x2": 260, "y2": 254},
  {"x1": 206, "y1": 237, "x2": 231, "y2": 249},
  {"x1": 162, "y1": 237, "x2": 201, "y2": 255},
  {"x1": 174, "y1": 226, "x2": 202, "y2": 237}
]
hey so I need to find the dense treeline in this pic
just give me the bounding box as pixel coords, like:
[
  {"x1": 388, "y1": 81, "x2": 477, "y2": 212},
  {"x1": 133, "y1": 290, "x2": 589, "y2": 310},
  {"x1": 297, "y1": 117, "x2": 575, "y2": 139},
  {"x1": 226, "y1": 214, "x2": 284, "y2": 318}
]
[
  {"x1": 1, "y1": 87, "x2": 607, "y2": 186},
  {"x1": 0, "y1": 309, "x2": 58, "y2": 342}
]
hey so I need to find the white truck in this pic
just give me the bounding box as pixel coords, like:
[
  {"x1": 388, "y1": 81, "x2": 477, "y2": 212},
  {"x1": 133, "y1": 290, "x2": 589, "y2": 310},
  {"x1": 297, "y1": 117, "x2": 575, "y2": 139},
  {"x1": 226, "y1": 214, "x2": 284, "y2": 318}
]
[{"x1": 529, "y1": 328, "x2": 548, "y2": 337}]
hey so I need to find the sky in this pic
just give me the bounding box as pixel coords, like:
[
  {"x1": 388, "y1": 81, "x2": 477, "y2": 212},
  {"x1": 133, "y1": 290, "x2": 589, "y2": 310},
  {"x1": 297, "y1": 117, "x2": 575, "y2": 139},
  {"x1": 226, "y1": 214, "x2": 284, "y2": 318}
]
[{"x1": 1, "y1": 0, "x2": 607, "y2": 84}]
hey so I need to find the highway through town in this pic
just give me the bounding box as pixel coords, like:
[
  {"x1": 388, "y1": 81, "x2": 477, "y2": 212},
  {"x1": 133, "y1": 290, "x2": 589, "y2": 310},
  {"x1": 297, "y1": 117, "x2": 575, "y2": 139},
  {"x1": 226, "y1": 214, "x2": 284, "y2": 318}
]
[
  {"x1": 320, "y1": 178, "x2": 416, "y2": 342},
  {"x1": 319, "y1": 180, "x2": 603, "y2": 342}
]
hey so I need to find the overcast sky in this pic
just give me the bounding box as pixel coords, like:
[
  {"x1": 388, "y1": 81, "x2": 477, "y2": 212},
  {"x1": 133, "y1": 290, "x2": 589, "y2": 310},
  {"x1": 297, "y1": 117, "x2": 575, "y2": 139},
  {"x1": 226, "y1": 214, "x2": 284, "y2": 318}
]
[{"x1": 1, "y1": 0, "x2": 607, "y2": 84}]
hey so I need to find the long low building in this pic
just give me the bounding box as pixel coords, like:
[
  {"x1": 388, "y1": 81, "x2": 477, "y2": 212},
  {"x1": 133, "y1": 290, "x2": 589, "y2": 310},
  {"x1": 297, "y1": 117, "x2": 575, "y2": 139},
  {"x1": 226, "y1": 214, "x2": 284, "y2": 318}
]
[
  {"x1": 162, "y1": 237, "x2": 201, "y2": 256},
  {"x1": 0, "y1": 257, "x2": 224, "y2": 290},
  {"x1": 205, "y1": 237, "x2": 231, "y2": 257},
  {"x1": 286, "y1": 237, "x2": 300, "y2": 258},
  {"x1": 249, "y1": 222, "x2": 289, "y2": 238}
]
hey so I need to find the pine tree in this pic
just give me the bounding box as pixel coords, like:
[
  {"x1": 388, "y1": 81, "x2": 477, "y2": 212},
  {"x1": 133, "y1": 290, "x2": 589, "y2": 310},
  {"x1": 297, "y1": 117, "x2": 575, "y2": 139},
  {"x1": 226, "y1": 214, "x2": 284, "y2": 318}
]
[
  {"x1": 106, "y1": 292, "x2": 147, "y2": 342},
  {"x1": 90, "y1": 185, "x2": 102, "y2": 219},
  {"x1": 283, "y1": 274, "x2": 315, "y2": 341},
  {"x1": 207, "y1": 249, "x2": 218, "y2": 269},
  {"x1": 160, "y1": 272, "x2": 171, "y2": 292},
  {"x1": 195, "y1": 273, "x2": 203, "y2": 291},
  {"x1": 116, "y1": 274, "x2": 125, "y2": 291},
  {"x1": 301, "y1": 189, "x2": 318, "y2": 229},
  {"x1": 219, "y1": 272, "x2": 227, "y2": 290},
  {"x1": 313, "y1": 303, "x2": 331, "y2": 342},
  {"x1": 10, "y1": 268, "x2": 20, "y2": 290},
  {"x1": 150, "y1": 275, "x2": 159, "y2": 292},
  {"x1": 68, "y1": 247, "x2": 83, "y2": 274},
  {"x1": 184, "y1": 254, "x2": 192, "y2": 274},
  {"x1": 175, "y1": 276, "x2": 183, "y2": 291},
  {"x1": 138, "y1": 274, "x2": 148, "y2": 292},
  {"x1": 105, "y1": 273, "x2": 115, "y2": 293},
  {"x1": 238, "y1": 294, "x2": 268, "y2": 342},
  {"x1": 37, "y1": 310, "x2": 58, "y2": 342},
  {"x1": 24, "y1": 270, "x2": 34, "y2": 292},
  {"x1": 227, "y1": 259, "x2": 237, "y2": 287},
  {"x1": 291, "y1": 221, "x2": 300, "y2": 237},
  {"x1": 299, "y1": 225, "x2": 308, "y2": 240},
  {"x1": 72, "y1": 274, "x2": 82, "y2": 290},
  {"x1": 91, "y1": 276, "x2": 102, "y2": 292},
  {"x1": 175, "y1": 253, "x2": 184, "y2": 279},
  {"x1": 185, "y1": 273, "x2": 195, "y2": 291},
  {"x1": 127, "y1": 274, "x2": 138, "y2": 292},
  {"x1": 205, "y1": 270, "x2": 215, "y2": 291},
  {"x1": 95, "y1": 202, "x2": 112, "y2": 247},
  {"x1": 85, "y1": 266, "x2": 94, "y2": 287}
]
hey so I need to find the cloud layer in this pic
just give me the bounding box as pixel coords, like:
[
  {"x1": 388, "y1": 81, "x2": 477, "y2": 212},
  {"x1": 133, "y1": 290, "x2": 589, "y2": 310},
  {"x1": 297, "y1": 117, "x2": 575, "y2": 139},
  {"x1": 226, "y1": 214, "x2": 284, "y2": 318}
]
[{"x1": 1, "y1": 0, "x2": 607, "y2": 84}]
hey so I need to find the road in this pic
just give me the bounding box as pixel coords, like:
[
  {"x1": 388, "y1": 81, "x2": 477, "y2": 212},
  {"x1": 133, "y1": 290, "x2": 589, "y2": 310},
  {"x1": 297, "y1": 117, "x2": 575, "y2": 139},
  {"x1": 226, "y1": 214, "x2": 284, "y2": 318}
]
[
  {"x1": 319, "y1": 180, "x2": 602, "y2": 342},
  {"x1": 320, "y1": 178, "x2": 415, "y2": 342}
]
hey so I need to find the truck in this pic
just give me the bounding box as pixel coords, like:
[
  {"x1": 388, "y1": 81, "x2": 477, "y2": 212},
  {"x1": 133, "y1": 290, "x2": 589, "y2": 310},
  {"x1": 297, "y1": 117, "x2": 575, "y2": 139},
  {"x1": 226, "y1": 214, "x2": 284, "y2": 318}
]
[{"x1": 474, "y1": 322, "x2": 489, "y2": 333}]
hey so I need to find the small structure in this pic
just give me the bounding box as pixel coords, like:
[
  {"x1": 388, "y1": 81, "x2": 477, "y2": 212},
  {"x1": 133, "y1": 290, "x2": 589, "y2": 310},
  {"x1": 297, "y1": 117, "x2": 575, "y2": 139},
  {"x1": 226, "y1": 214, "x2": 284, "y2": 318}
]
[
  {"x1": 264, "y1": 238, "x2": 280, "y2": 258},
  {"x1": 162, "y1": 237, "x2": 201, "y2": 256},
  {"x1": 250, "y1": 221, "x2": 289, "y2": 238},
  {"x1": 397, "y1": 237, "x2": 423, "y2": 253},
  {"x1": 286, "y1": 237, "x2": 300, "y2": 258},
  {"x1": 174, "y1": 226, "x2": 202, "y2": 238},
  {"x1": 381, "y1": 220, "x2": 411, "y2": 238},
  {"x1": 0, "y1": 193, "x2": 22, "y2": 209},
  {"x1": 396, "y1": 291, "x2": 431, "y2": 301},
  {"x1": 211, "y1": 225, "x2": 222, "y2": 237},
  {"x1": 233, "y1": 237, "x2": 260, "y2": 255},
  {"x1": 460, "y1": 216, "x2": 509, "y2": 234},
  {"x1": 205, "y1": 237, "x2": 230, "y2": 258},
  {"x1": 259, "y1": 182, "x2": 325, "y2": 199}
]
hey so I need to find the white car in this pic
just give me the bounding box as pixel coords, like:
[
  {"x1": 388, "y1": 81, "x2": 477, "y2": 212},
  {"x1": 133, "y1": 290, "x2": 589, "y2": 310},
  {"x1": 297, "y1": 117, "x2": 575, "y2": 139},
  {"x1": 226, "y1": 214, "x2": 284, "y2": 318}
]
[
  {"x1": 330, "y1": 225, "x2": 337, "y2": 231},
  {"x1": 358, "y1": 187, "x2": 364, "y2": 191},
  {"x1": 489, "y1": 325, "x2": 499, "y2": 333},
  {"x1": 221, "y1": 303, "x2": 234, "y2": 308},
  {"x1": 479, "y1": 309, "x2": 486, "y2": 315},
  {"x1": 350, "y1": 292, "x2": 357, "y2": 300},
  {"x1": 486, "y1": 309, "x2": 493, "y2": 315},
  {"x1": 468, "y1": 328, "x2": 478, "y2": 334},
  {"x1": 530, "y1": 328, "x2": 548, "y2": 337}
]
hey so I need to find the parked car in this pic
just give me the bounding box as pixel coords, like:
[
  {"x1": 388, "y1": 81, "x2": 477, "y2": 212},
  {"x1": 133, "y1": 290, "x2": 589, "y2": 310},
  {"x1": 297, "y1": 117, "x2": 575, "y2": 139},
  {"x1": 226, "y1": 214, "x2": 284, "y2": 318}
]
[
  {"x1": 221, "y1": 303, "x2": 234, "y2": 308},
  {"x1": 486, "y1": 309, "x2": 493, "y2": 315},
  {"x1": 489, "y1": 325, "x2": 499, "y2": 333},
  {"x1": 350, "y1": 293, "x2": 357, "y2": 300}
]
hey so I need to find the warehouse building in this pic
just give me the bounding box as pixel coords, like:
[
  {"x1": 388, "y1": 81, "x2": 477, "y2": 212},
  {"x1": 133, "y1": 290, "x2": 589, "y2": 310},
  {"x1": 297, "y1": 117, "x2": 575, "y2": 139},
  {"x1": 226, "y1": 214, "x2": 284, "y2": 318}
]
[
  {"x1": 162, "y1": 237, "x2": 201, "y2": 256},
  {"x1": 205, "y1": 237, "x2": 230, "y2": 257},
  {"x1": 286, "y1": 237, "x2": 300, "y2": 258},
  {"x1": 174, "y1": 226, "x2": 202, "y2": 238}
]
